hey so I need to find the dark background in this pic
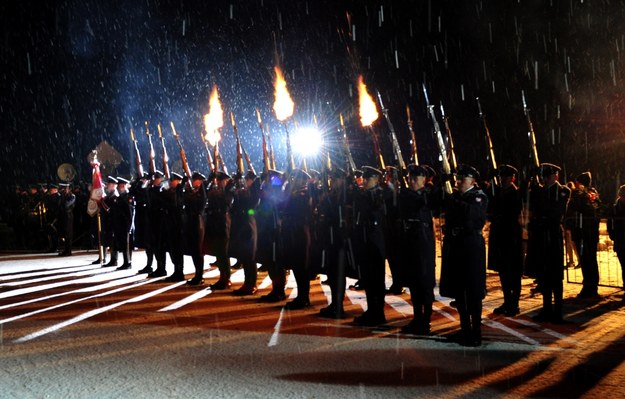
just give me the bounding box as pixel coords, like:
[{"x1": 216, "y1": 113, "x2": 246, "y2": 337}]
[{"x1": 1, "y1": 0, "x2": 624, "y2": 200}]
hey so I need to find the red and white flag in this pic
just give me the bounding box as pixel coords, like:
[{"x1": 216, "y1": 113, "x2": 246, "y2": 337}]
[{"x1": 87, "y1": 158, "x2": 105, "y2": 217}]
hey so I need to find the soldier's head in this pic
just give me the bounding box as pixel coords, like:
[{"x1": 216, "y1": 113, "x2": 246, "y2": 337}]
[
  {"x1": 362, "y1": 166, "x2": 382, "y2": 190},
  {"x1": 216, "y1": 171, "x2": 231, "y2": 189},
  {"x1": 48, "y1": 184, "x2": 59, "y2": 194},
  {"x1": 353, "y1": 169, "x2": 364, "y2": 187},
  {"x1": 575, "y1": 171, "x2": 592, "y2": 190},
  {"x1": 244, "y1": 170, "x2": 257, "y2": 188},
  {"x1": 28, "y1": 184, "x2": 38, "y2": 195},
  {"x1": 152, "y1": 171, "x2": 164, "y2": 186},
  {"x1": 169, "y1": 172, "x2": 183, "y2": 188},
  {"x1": 329, "y1": 167, "x2": 346, "y2": 189},
  {"x1": 290, "y1": 169, "x2": 311, "y2": 189},
  {"x1": 456, "y1": 165, "x2": 479, "y2": 193},
  {"x1": 499, "y1": 164, "x2": 518, "y2": 188},
  {"x1": 191, "y1": 172, "x2": 206, "y2": 189},
  {"x1": 59, "y1": 182, "x2": 71, "y2": 193},
  {"x1": 619, "y1": 184, "x2": 625, "y2": 198},
  {"x1": 105, "y1": 176, "x2": 118, "y2": 193},
  {"x1": 116, "y1": 177, "x2": 129, "y2": 193},
  {"x1": 407, "y1": 164, "x2": 428, "y2": 190},
  {"x1": 539, "y1": 163, "x2": 560, "y2": 186}
]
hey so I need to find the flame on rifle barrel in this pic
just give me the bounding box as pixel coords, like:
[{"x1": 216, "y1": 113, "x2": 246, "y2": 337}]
[
  {"x1": 358, "y1": 76, "x2": 378, "y2": 127},
  {"x1": 273, "y1": 66, "x2": 294, "y2": 121},
  {"x1": 203, "y1": 85, "x2": 223, "y2": 146}
]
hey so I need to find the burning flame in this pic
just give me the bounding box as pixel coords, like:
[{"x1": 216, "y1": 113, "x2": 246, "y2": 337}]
[
  {"x1": 357, "y1": 76, "x2": 378, "y2": 127},
  {"x1": 203, "y1": 85, "x2": 223, "y2": 146},
  {"x1": 273, "y1": 66, "x2": 294, "y2": 121}
]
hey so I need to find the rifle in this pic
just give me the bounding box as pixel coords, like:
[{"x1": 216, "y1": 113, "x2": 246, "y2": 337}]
[
  {"x1": 376, "y1": 91, "x2": 406, "y2": 171},
  {"x1": 423, "y1": 84, "x2": 453, "y2": 195},
  {"x1": 200, "y1": 132, "x2": 216, "y2": 175},
  {"x1": 406, "y1": 105, "x2": 419, "y2": 165},
  {"x1": 241, "y1": 144, "x2": 256, "y2": 176},
  {"x1": 439, "y1": 103, "x2": 458, "y2": 172},
  {"x1": 170, "y1": 122, "x2": 192, "y2": 179},
  {"x1": 284, "y1": 123, "x2": 295, "y2": 172},
  {"x1": 230, "y1": 112, "x2": 245, "y2": 186},
  {"x1": 157, "y1": 123, "x2": 170, "y2": 180},
  {"x1": 266, "y1": 124, "x2": 277, "y2": 170},
  {"x1": 476, "y1": 97, "x2": 500, "y2": 192},
  {"x1": 339, "y1": 114, "x2": 357, "y2": 174},
  {"x1": 522, "y1": 90, "x2": 540, "y2": 169},
  {"x1": 145, "y1": 121, "x2": 156, "y2": 175},
  {"x1": 256, "y1": 109, "x2": 271, "y2": 173},
  {"x1": 129, "y1": 128, "x2": 145, "y2": 178}
]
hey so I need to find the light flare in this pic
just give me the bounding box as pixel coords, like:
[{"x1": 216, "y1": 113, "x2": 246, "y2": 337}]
[
  {"x1": 273, "y1": 66, "x2": 294, "y2": 121},
  {"x1": 203, "y1": 85, "x2": 223, "y2": 146},
  {"x1": 357, "y1": 75, "x2": 379, "y2": 127}
]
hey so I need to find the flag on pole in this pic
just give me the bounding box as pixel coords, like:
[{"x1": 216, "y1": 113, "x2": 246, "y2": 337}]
[{"x1": 87, "y1": 152, "x2": 105, "y2": 217}]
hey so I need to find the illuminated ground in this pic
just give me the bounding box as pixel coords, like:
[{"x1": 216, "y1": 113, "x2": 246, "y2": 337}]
[{"x1": 1, "y1": 249, "x2": 625, "y2": 399}]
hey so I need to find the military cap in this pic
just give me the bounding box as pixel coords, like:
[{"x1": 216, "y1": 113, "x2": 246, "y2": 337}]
[
  {"x1": 329, "y1": 167, "x2": 347, "y2": 178},
  {"x1": 116, "y1": 177, "x2": 130, "y2": 184},
  {"x1": 407, "y1": 164, "x2": 429, "y2": 177},
  {"x1": 244, "y1": 170, "x2": 257, "y2": 180},
  {"x1": 106, "y1": 176, "x2": 118, "y2": 184},
  {"x1": 539, "y1": 163, "x2": 560, "y2": 177},
  {"x1": 456, "y1": 164, "x2": 480, "y2": 180},
  {"x1": 152, "y1": 170, "x2": 164, "y2": 179},
  {"x1": 216, "y1": 171, "x2": 231, "y2": 180},
  {"x1": 191, "y1": 172, "x2": 206, "y2": 181},
  {"x1": 353, "y1": 169, "x2": 364, "y2": 178},
  {"x1": 141, "y1": 172, "x2": 151, "y2": 179},
  {"x1": 576, "y1": 171, "x2": 592, "y2": 187},
  {"x1": 291, "y1": 168, "x2": 311, "y2": 181},
  {"x1": 48, "y1": 183, "x2": 59, "y2": 190},
  {"x1": 308, "y1": 169, "x2": 321, "y2": 179},
  {"x1": 267, "y1": 169, "x2": 284, "y2": 186},
  {"x1": 498, "y1": 164, "x2": 518, "y2": 177},
  {"x1": 362, "y1": 166, "x2": 383, "y2": 179},
  {"x1": 59, "y1": 182, "x2": 71, "y2": 188},
  {"x1": 170, "y1": 172, "x2": 184, "y2": 181},
  {"x1": 423, "y1": 165, "x2": 437, "y2": 178},
  {"x1": 28, "y1": 183, "x2": 38, "y2": 189}
]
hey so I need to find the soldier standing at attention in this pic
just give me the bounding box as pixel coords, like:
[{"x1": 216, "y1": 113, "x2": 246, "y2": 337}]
[
  {"x1": 528, "y1": 163, "x2": 571, "y2": 323},
  {"x1": 280, "y1": 169, "x2": 313, "y2": 310},
  {"x1": 608, "y1": 185, "x2": 625, "y2": 291},
  {"x1": 440, "y1": 165, "x2": 488, "y2": 347},
  {"x1": 353, "y1": 166, "x2": 389, "y2": 326},
  {"x1": 399, "y1": 164, "x2": 440, "y2": 335},
  {"x1": 487, "y1": 165, "x2": 523, "y2": 316},
  {"x1": 205, "y1": 171, "x2": 234, "y2": 290},
  {"x1": 58, "y1": 183, "x2": 76, "y2": 256},
  {"x1": 569, "y1": 171, "x2": 602, "y2": 299},
  {"x1": 185, "y1": 172, "x2": 208, "y2": 286},
  {"x1": 131, "y1": 173, "x2": 153, "y2": 274},
  {"x1": 147, "y1": 171, "x2": 168, "y2": 278}
]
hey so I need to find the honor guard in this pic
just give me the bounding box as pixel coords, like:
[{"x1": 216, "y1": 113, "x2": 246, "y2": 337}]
[
  {"x1": 162, "y1": 172, "x2": 185, "y2": 282},
  {"x1": 526, "y1": 163, "x2": 571, "y2": 323},
  {"x1": 185, "y1": 172, "x2": 208, "y2": 286},
  {"x1": 58, "y1": 183, "x2": 76, "y2": 256},
  {"x1": 204, "y1": 171, "x2": 234, "y2": 290},
  {"x1": 399, "y1": 164, "x2": 441, "y2": 335},
  {"x1": 440, "y1": 165, "x2": 488, "y2": 346},
  {"x1": 487, "y1": 165, "x2": 523, "y2": 316},
  {"x1": 131, "y1": 173, "x2": 153, "y2": 274}
]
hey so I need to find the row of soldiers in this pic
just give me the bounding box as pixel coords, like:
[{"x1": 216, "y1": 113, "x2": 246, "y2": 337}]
[
  {"x1": 7, "y1": 183, "x2": 77, "y2": 254},
  {"x1": 61, "y1": 158, "x2": 612, "y2": 347}
]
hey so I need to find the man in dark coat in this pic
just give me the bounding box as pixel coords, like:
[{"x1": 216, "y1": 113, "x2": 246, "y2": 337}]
[
  {"x1": 352, "y1": 166, "x2": 389, "y2": 326},
  {"x1": 399, "y1": 164, "x2": 440, "y2": 335},
  {"x1": 440, "y1": 165, "x2": 488, "y2": 346},
  {"x1": 569, "y1": 171, "x2": 602, "y2": 298},
  {"x1": 280, "y1": 169, "x2": 313, "y2": 310},
  {"x1": 44, "y1": 184, "x2": 62, "y2": 253},
  {"x1": 230, "y1": 170, "x2": 261, "y2": 295},
  {"x1": 487, "y1": 165, "x2": 523, "y2": 316},
  {"x1": 130, "y1": 173, "x2": 153, "y2": 274},
  {"x1": 185, "y1": 172, "x2": 208, "y2": 286},
  {"x1": 161, "y1": 173, "x2": 185, "y2": 282},
  {"x1": 100, "y1": 177, "x2": 118, "y2": 266},
  {"x1": 58, "y1": 183, "x2": 76, "y2": 256},
  {"x1": 608, "y1": 184, "x2": 625, "y2": 289},
  {"x1": 204, "y1": 171, "x2": 234, "y2": 290},
  {"x1": 110, "y1": 178, "x2": 134, "y2": 269},
  {"x1": 257, "y1": 170, "x2": 287, "y2": 302},
  {"x1": 527, "y1": 163, "x2": 571, "y2": 323}
]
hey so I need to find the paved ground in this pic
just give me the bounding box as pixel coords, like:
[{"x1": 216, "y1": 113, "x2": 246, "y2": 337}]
[{"x1": 1, "y1": 249, "x2": 625, "y2": 398}]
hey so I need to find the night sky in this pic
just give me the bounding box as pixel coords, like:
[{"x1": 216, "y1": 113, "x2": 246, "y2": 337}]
[{"x1": 2, "y1": 0, "x2": 624, "y2": 199}]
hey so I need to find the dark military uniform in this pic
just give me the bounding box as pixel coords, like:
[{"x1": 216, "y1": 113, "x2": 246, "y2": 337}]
[
  {"x1": 147, "y1": 172, "x2": 168, "y2": 277},
  {"x1": 130, "y1": 174, "x2": 153, "y2": 273},
  {"x1": 384, "y1": 166, "x2": 406, "y2": 294},
  {"x1": 111, "y1": 178, "x2": 134, "y2": 269},
  {"x1": 184, "y1": 172, "x2": 208, "y2": 286},
  {"x1": 160, "y1": 174, "x2": 185, "y2": 281},
  {"x1": 58, "y1": 183, "x2": 76, "y2": 256},
  {"x1": 44, "y1": 185, "x2": 62, "y2": 252},
  {"x1": 229, "y1": 172, "x2": 261, "y2": 295},
  {"x1": 280, "y1": 169, "x2": 313, "y2": 309},
  {"x1": 526, "y1": 163, "x2": 570, "y2": 322},
  {"x1": 204, "y1": 172, "x2": 234, "y2": 289},
  {"x1": 257, "y1": 170, "x2": 286, "y2": 302},
  {"x1": 608, "y1": 185, "x2": 625, "y2": 287},
  {"x1": 440, "y1": 165, "x2": 488, "y2": 346},
  {"x1": 352, "y1": 166, "x2": 389, "y2": 326},
  {"x1": 487, "y1": 165, "x2": 523, "y2": 316},
  {"x1": 399, "y1": 165, "x2": 441, "y2": 334},
  {"x1": 568, "y1": 172, "x2": 601, "y2": 298}
]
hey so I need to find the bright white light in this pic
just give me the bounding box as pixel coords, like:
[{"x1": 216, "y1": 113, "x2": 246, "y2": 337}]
[{"x1": 292, "y1": 127, "x2": 323, "y2": 157}]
